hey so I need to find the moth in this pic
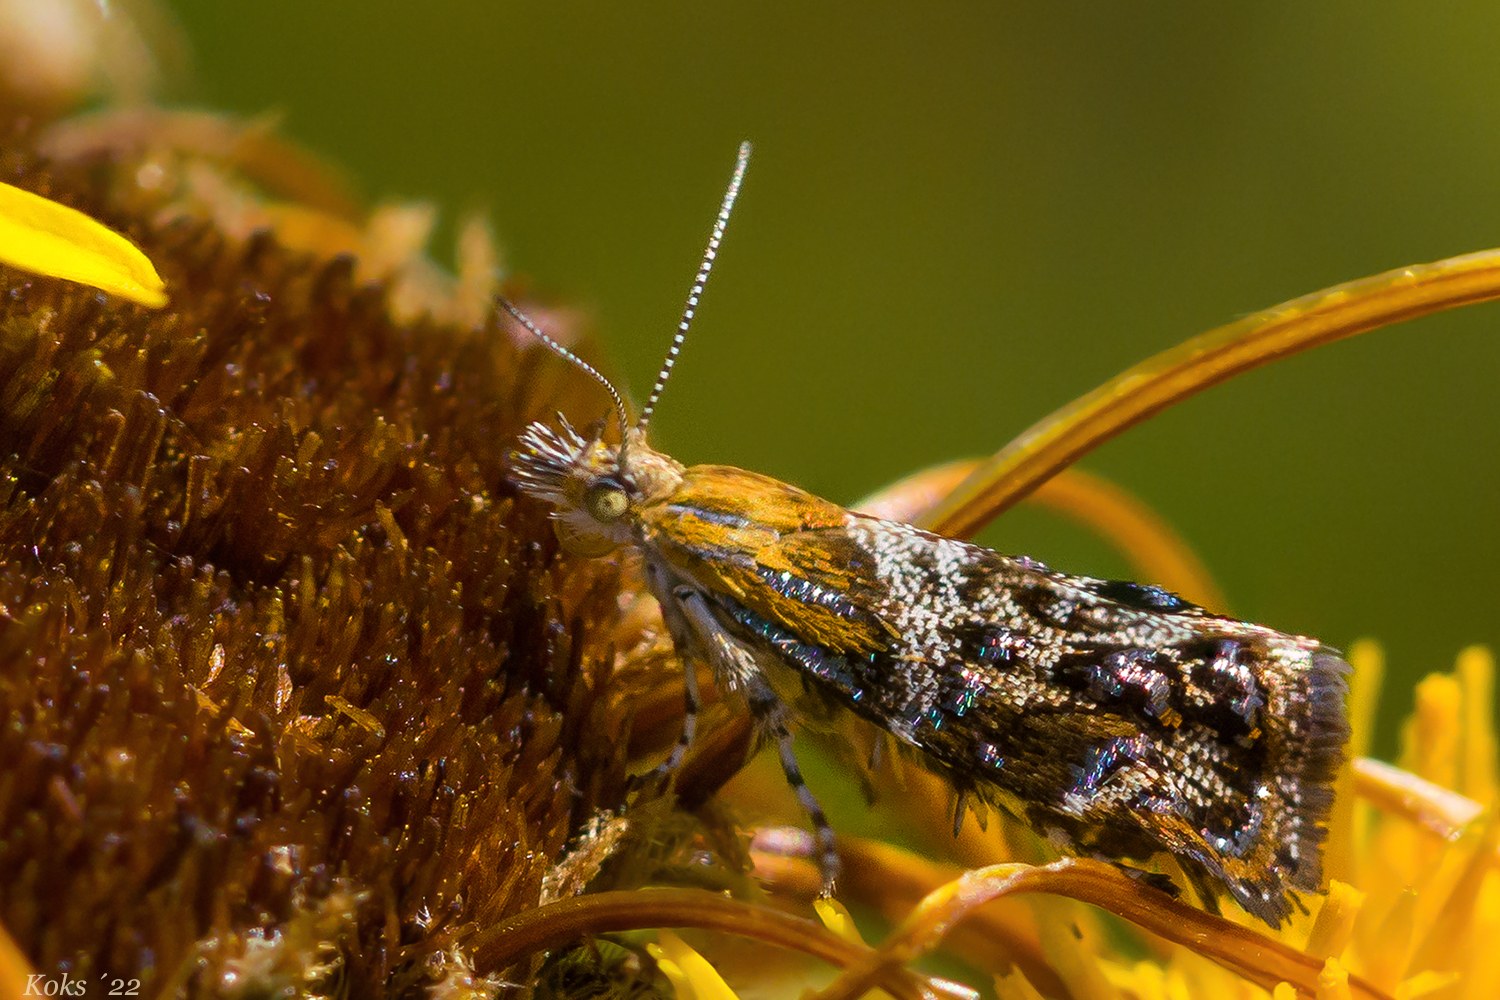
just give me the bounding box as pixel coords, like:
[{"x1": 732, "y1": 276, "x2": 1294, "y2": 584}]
[{"x1": 507, "y1": 142, "x2": 1350, "y2": 927}]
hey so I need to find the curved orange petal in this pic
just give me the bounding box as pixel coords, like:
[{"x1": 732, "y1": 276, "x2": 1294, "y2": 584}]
[{"x1": 920, "y1": 248, "x2": 1500, "y2": 539}]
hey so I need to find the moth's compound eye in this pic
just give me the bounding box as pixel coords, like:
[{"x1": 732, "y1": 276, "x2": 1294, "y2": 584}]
[{"x1": 583, "y1": 480, "x2": 629, "y2": 522}]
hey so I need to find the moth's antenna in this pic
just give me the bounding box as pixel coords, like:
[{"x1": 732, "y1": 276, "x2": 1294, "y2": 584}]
[
  {"x1": 634, "y1": 140, "x2": 752, "y2": 437},
  {"x1": 499, "y1": 298, "x2": 631, "y2": 441}
]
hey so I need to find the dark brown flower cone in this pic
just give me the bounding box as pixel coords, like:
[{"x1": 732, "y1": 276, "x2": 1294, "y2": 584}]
[{"x1": 0, "y1": 122, "x2": 654, "y2": 995}]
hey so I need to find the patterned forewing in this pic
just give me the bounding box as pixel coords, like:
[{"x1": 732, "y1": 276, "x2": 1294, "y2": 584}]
[{"x1": 696, "y1": 511, "x2": 1346, "y2": 925}]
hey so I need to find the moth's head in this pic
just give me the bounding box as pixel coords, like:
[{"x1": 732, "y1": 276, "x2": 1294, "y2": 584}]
[
  {"x1": 502, "y1": 142, "x2": 752, "y2": 556},
  {"x1": 511, "y1": 417, "x2": 684, "y2": 556}
]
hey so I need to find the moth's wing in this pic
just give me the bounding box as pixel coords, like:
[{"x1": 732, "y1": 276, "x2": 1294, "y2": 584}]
[
  {"x1": 896, "y1": 550, "x2": 1350, "y2": 928},
  {"x1": 638, "y1": 472, "x2": 1349, "y2": 927},
  {"x1": 772, "y1": 513, "x2": 1347, "y2": 928}
]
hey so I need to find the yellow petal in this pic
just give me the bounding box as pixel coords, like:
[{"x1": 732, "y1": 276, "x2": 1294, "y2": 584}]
[
  {"x1": 813, "y1": 897, "x2": 866, "y2": 945},
  {"x1": 1317, "y1": 958, "x2": 1352, "y2": 1000},
  {"x1": 648, "y1": 930, "x2": 740, "y2": 1000},
  {"x1": 0, "y1": 181, "x2": 166, "y2": 307},
  {"x1": 1304, "y1": 881, "x2": 1364, "y2": 961}
]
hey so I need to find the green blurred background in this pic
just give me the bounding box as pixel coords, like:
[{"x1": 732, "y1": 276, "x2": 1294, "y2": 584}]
[{"x1": 163, "y1": 2, "x2": 1500, "y2": 757}]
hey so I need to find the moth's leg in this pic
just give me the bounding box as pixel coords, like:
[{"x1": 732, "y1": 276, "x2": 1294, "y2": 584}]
[
  {"x1": 640, "y1": 565, "x2": 706, "y2": 784},
  {"x1": 746, "y1": 675, "x2": 841, "y2": 896},
  {"x1": 951, "y1": 791, "x2": 969, "y2": 838},
  {"x1": 644, "y1": 572, "x2": 759, "y2": 783},
  {"x1": 674, "y1": 587, "x2": 761, "y2": 689},
  {"x1": 649, "y1": 614, "x2": 700, "y2": 781},
  {"x1": 1110, "y1": 863, "x2": 1186, "y2": 902},
  {"x1": 673, "y1": 588, "x2": 842, "y2": 894},
  {"x1": 948, "y1": 779, "x2": 991, "y2": 837}
]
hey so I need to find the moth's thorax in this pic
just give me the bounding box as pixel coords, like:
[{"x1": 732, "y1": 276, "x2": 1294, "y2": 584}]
[{"x1": 510, "y1": 419, "x2": 685, "y2": 554}]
